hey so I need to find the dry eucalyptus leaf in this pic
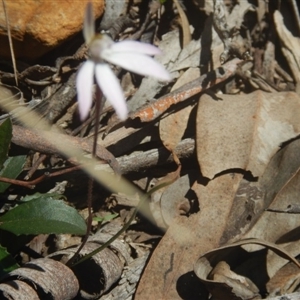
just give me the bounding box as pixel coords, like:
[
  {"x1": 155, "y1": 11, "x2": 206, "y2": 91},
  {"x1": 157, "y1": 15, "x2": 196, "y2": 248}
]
[
  {"x1": 267, "y1": 260, "x2": 300, "y2": 296},
  {"x1": 209, "y1": 261, "x2": 260, "y2": 300},
  {"x1": 220, "y1": 137, "x2": 300, "y2": 296},
  {"x1": 263, "y1": 41, "x2": 276, "y2": 83},
  {"x1": 170, "y1": 16, "x2": 224, "y2": 72},
  {"x1": 222, "y1": 138, "x2": 300, "y2": 245},
  {"x1": 135, "y1": 173, "x2": 243, "y2": 300},
  {"x1": 173, "y1": 0, "x2": 191, "y2": 47},
  {"x1": 159, "y1": 172, "x2": 198, "y2": 227},
  {"x1": 239, "y1": 139, "x2": 300, "y2": 280},
  {"x1": 159, "y1": 67, "x2": 200, "y2": 151},
  {"x1": 196, "y1": 91, "x2": 300, "y2": 179},
  {"x1": 149, "y1": 168, "x2": 182, "y2": 229},
  {"x1": 194, "y1": 239, "x2": 300, "y2": 300},
  {"x1": 226, "y1": 0, "x2": 255, "y2": 31},
  {"x1": 173, "y1": 0, "x2": 253, "y2": 72},
  {"x1": 274, "y1": 10, "x2": 300, "y2": 83},
  {"x1": 243, "y1": 164, "x2": 300, "y2": 245}
]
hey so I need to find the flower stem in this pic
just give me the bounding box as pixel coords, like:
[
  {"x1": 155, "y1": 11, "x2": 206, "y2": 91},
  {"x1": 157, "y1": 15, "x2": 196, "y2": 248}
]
[
  {"x1": 67, "y1": 86, "x2": 103, "y2": 267},
  {"x1": 70, "y1": 181, "x2": 171, "y2": 267}
]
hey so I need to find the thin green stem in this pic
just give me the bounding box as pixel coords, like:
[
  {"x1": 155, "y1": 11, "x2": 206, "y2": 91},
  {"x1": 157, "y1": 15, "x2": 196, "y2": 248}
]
[
  {"x1": 67, "y1": 87, "x2": 102, "y2": 267},
  {"x1": 70, "y1": 181, "x2": 170, "y2": 267}
]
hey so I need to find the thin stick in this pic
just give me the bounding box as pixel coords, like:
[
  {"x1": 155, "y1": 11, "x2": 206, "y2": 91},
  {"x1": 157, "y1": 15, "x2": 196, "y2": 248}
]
[
  {"x1": 1, "y1": 0, "x2": 18, "y2": 86},
  {"x1": 0, "y1": 165, "x2": 81, "y2": 189},
  {"x1": 25, "y1": 154, "x2": 48, "y2": 180},
  {"x1": 130, "y1": 58, "x2": 242, "y2": 122}
]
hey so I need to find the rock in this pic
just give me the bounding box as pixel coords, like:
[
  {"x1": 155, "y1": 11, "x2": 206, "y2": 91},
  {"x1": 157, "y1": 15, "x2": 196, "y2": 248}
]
[{"x1": 0, "y1": 0, "x2": 105, "y2": 61}]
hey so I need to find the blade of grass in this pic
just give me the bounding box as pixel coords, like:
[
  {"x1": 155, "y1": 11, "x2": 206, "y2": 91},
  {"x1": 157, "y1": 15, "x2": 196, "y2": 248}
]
[{"x1": 1, "y1": 0, "x2": 18, "y2": 86}]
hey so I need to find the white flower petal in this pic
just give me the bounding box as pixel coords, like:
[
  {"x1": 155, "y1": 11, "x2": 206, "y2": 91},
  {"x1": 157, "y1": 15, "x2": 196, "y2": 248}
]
[
  {"x1": 102, "y1": 52, "x2": 171, "y2": 81},
  {"x1": 83, "y1": 2, "x2": 95, "y2": 44},
  {"x1": 94, "y1": 64, "x2": 128, "y2": 120},
  {"x1": 110, "y1": 40, "x2": 162, "y2": 55},
  {"x1": 76, "y1": 60, "x2": 95, "y2": 120}
]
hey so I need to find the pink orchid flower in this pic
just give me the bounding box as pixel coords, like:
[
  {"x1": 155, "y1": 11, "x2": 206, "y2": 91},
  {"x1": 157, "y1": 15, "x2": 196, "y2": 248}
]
[{"x1": 76, "y1": 2, "x2": 171, "y2": 121}]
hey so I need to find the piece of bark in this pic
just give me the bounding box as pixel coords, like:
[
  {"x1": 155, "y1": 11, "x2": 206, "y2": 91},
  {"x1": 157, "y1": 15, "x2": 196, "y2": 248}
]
[
  {"x1": 51, "y1": 244, "x2": 124, "y2": 299},
  {"x1": 3, "y1": 258, "x2": 79, "y2": 299},
  {"x1": 0, "y1": 280, "x2": 39, "y2": 300},
  {"x1": 101, "y1": 253, "x2": 150, "y2": 300},
  {"x1": 48, "y1": 220, "x2": 131, "y2": 299}
]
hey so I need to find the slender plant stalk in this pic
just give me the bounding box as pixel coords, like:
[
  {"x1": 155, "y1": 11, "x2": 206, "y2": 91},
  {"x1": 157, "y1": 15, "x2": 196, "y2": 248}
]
[
  {"x1": 1, "y1": 0, "x2": 18, "y2": 86},
  {"x1": 70, "y1": 181, "x2": 171, "y2": 267},
  {"x1": 67, "y1": 86, "x2": 103, "y2": 267}
]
